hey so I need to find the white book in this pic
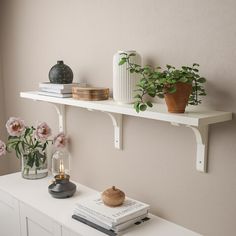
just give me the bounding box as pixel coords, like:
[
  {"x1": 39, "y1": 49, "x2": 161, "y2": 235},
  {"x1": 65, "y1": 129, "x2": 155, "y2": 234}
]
[
  {"x1": 38, "y1": 91, "x2": 72, "y2": 98},
  {"x1": 74, "y1": 206, "x2": 148, "y2": 228},
  {"x1": 73, "y1": 210, "x2": 148, "y2": 233},
  {"x1": 40, "y1": 87, "x2": 73, "y2": 94},
  {"x1": 113, "y1": 213, "x2": 148, "y2": 233},
  {"x1": 39, "y1": 82, "x2": 86, "y2": 89},
  {"x1": 74, "y1": 193, "x2": 150, "y2": 226}
]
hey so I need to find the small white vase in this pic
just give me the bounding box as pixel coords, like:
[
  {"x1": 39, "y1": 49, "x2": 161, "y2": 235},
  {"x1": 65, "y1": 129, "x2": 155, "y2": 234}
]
[{"x1": 113, "y1": 50, "x2": 142, "y2": 104}]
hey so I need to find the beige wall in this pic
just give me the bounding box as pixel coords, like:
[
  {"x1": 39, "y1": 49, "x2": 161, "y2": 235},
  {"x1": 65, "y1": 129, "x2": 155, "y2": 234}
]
[
  {"x1": 0, "y1": 55, "x2": 9, "y2": 175},
  {"x1": 1, "y1": 0, "x2": 236, "y2": 235},
  {"x1": 0, "y1": 59, "x2": 9, "y2": 174},
  {"x1": 0, "y1": 0, "x2": 9, "y2": 175}
]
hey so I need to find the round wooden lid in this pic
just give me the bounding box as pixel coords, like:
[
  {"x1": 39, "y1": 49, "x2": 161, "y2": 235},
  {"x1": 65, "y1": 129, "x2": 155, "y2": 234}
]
[{"x1": 72, "y1": 87, "x2": 109, "y2": 92}]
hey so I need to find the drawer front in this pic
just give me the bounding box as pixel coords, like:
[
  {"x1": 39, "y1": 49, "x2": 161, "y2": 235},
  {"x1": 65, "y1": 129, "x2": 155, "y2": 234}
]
[
  {"x1": 20, "y1": 202, "x2": 62, "y2": 236},
  {"x1": 0, "y1": 188, "x2": 18, "y2": 208},
  {"x1": 0, "y1": 189, "x2": 21, "y2": 236}
]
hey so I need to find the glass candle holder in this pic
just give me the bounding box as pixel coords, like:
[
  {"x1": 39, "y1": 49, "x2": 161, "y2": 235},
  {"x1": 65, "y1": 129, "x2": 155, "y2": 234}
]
[
  {"x1": 51, "y1": 148, "x2": 70, "y2": 177},
  {"x1": 49, "y1": 148, "x2": 76, "y2": 198}
]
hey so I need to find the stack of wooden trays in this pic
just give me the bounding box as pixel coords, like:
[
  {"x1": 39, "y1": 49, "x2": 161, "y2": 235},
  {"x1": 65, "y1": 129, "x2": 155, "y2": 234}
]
[{"x1": 72, "y1": 87, "x2": 109, "y2": 101}]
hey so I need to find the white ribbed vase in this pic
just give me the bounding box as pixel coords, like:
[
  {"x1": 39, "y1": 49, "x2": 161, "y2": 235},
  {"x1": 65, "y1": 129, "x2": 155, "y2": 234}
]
[{"x1": 113, "y1": 50, "x2": 142, "y2": 104}]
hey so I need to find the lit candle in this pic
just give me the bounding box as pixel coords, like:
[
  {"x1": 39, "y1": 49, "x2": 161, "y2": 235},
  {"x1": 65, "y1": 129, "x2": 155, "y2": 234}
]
[{"x1": 59, "y1": 160, "x2": 65, "y2": 179}]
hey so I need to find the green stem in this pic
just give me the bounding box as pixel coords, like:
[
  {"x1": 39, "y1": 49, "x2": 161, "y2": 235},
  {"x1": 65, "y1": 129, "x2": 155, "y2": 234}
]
[
  {"x1": 24, "y1": 166, "x2": 29, "y2": 175},
  {"x1": 194, "y1": 79, "x2": 198, "y2": 104}
]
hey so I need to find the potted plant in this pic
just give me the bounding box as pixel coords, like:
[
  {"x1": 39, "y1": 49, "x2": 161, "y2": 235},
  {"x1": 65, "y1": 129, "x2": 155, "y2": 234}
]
[{"x1": 119, "y1": 53, "x2": 206, "y2": 113}]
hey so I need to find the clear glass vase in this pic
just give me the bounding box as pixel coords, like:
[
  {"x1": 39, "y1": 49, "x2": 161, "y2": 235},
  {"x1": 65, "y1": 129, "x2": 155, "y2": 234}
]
[{"x1": 21, "y1": 151, "x2": 48, "y2": 180}]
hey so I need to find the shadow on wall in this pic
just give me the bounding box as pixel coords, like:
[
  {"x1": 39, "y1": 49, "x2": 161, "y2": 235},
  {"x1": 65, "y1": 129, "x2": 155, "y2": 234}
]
[
  {"x1": 0, "y1": 159, "x2": 10, "y2": 175},
  {"x1": 205, "y1": 80, "x2": 235, "y2": 111},
  {"x1": 0, "y1": 152, "x2": 19, "y2": 176}
]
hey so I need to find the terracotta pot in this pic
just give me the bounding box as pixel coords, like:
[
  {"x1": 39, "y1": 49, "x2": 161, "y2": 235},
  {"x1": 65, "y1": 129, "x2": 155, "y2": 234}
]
[{"x1": 164, "y1": 82, "x2": 192, "y2": 113}]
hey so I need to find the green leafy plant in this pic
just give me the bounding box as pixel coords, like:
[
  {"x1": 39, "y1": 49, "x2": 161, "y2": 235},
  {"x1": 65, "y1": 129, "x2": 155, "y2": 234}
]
[{"x1": 119, "y1": 53, "x2": 206, "y2": 112}]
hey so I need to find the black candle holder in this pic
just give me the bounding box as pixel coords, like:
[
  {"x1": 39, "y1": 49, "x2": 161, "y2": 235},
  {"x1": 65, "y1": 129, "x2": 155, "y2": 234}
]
[{"x1": 48, "y1": 174, "x2": 76, "y2": 198}]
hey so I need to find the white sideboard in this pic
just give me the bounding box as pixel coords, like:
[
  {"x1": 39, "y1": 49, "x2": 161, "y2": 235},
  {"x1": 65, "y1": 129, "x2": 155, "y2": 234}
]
[{"x1": 0, "y1": 172, "x2": 202, "y2": 236}]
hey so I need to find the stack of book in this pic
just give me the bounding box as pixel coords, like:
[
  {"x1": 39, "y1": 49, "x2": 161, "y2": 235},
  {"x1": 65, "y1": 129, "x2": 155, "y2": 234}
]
[
  {"x1": 72, "y1": 193, "x2": 150, "y2": 235},
  {"x1": 38, "y1": 82, "x2": 86, "y2": 98}
]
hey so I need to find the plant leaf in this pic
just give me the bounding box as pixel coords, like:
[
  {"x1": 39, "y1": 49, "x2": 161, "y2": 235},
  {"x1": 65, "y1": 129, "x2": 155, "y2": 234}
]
[
  {"x1": 146, "y1": 101, "x2": 153, "y2": 107},
  {"x1": 168, "y1": 86, "x2": 177, "y2": 94},
  {"x1": 118, "y1": 58, "x2": 126, "y2": 65},
  {"x1": 130, "y1": 68, "x2": 135, "y2": 73},
  {"x1": 128, "y1": 53, "x2": 136, "y2": 57},
  {"x1": 134, "y1": 94, "x2": 142, "y2": 99},
  {"x1": 139, "y1": 104, "x2": 147, "y2": 111},
  {"x1": 179, "y1": 77, "x2": 188, "y2": 83},
  {"x1": 134, "y1": 102, "x2": 140, "y2": 113},
  {"x1": 198, "y1": 77, "x2": 206, "y2": 83}
]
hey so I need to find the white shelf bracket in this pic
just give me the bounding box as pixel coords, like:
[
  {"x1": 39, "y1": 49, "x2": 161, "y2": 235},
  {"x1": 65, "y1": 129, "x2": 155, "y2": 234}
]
[
  {"x1": 103, "y1": 112, "x2": 123, "y2": 150},
  {"x1": 86, "y1": 109, "x2": 123, "y2": 150},
  {"x1": 52, "y1": 104, "x2": 66, "y2": 133},
  {"x1": 187, "y1": 125, "x2": 209, "y2": 172}
]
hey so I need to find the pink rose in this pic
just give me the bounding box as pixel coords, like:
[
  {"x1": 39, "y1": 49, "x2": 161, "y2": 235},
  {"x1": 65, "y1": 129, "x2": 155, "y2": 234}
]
[
  {"x1": 34, "y1": 122, "x2": 51, "y2": 141},
  {"x1": 0, "y1": 140, "x2": 6, "y2": 156},
  {"x1": 6, "y1": 117, "x2": 26, "y2": 137},
  {"x1": 54, "y1": 132, "x2": 68, "y2": 149}
]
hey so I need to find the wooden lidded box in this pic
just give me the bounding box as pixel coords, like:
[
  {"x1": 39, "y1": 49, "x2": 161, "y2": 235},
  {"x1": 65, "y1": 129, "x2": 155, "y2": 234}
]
[{"x1": 72, "y1": 87, "x2": 109, "y2": 101}]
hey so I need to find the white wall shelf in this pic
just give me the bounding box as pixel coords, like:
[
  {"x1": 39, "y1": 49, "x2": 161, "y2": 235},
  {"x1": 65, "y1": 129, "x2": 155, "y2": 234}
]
[{"x1": 20, "y1": 91, "x2": 233, "y2": 173}]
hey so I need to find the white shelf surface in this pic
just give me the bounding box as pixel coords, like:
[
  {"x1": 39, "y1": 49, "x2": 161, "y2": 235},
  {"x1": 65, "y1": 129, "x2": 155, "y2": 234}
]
[
  {"x1": 0, "y1": 172, "x2": 202, "y2": 236},
  {"x1": 20, "y1": 91, "x2": 233, "y2": 172},
  {"x1": 20, "y1": 91, "x2": 231, "y2": 127}
]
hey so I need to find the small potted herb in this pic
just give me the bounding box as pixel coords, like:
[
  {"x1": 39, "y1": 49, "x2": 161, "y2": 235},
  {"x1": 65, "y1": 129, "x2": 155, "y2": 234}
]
[{"x1": 119, "y1": 53, "x2": 206, "y2": 113}]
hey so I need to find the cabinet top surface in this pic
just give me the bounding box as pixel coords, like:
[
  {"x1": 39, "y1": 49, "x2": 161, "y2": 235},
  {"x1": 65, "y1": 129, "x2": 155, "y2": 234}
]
[
  {"x1": 0, "y1": 172, "x2": 201, "y2": 236},
  {"x1": 20, "y1": 91, "x2": 232, "y2": 127}
]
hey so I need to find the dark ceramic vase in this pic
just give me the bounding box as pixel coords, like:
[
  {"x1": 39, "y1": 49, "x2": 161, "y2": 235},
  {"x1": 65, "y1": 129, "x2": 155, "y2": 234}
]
[
  {"x1": 48, "y1": 174, "x2": 76, "y2": 198},
  {"x1": 49, "y1": 61, "x2": 73, "y2": 84}
]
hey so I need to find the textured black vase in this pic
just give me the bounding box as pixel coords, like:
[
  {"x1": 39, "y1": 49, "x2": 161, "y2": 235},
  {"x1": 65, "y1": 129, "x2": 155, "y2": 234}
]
[{"x1": 49, "y1": 61, "x2": 73, "y2": 84}]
